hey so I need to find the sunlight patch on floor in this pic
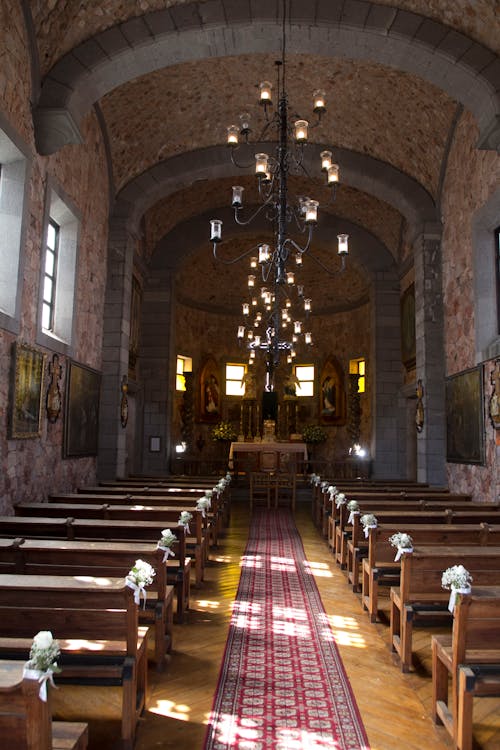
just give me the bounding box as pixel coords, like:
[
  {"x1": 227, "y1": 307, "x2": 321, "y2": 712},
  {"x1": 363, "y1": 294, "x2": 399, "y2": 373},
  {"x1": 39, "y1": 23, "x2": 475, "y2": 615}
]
[
  {"x1": 241, "y1": 554, "x2": 262, "y2": 568},
  {"x1": 149, "y1": 699, "x2": 190, "y2": 721},
  {"x1": 196, "y1": 598, "x2": 221, "y2": 610},
  {"x1": 303, "y1": 559, "x2": 334, "y2": 578},
  {"x1": 323, "y1": 613, "x2": 367, "y2": 649},
  {"x1": 273, "y1": 605, "x2": 308, "y2": 621}
]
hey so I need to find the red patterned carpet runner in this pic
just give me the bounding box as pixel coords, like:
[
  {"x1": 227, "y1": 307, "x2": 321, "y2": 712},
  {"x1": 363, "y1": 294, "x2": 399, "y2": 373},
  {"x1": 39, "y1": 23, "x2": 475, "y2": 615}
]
[{"x1": 203, "y1": 509, "x2": 371, "y2": 750}]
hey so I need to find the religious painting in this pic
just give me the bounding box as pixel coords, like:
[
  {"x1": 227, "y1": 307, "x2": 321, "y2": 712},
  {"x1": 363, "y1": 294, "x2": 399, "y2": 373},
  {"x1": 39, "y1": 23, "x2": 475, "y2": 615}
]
[
  {"x1": 319, "y1": 356, "x2": 346, "y2": 425},
  {"x1": 401, "y1": 283, "x2": 416, "y2": 371},
  {"x1": 445, "y1": 365, "x2": 485, "y2": 465},
  {"x1": 9, "y1": 342, "x2": 46, "y2": 439},
  {"x1": 64, "y1": 361, "x2": 101, "y2": 457},
  {"x1": 199, "y1": 356, "x2": 221, "y2": 422}
]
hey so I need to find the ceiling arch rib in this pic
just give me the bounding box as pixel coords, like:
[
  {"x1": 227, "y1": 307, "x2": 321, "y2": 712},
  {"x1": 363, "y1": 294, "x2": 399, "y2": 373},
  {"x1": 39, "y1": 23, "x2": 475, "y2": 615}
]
[
  {"x1": 33, "y1": 3, "x2": 500, "y2": 156},
  {"x1": 115, "y1": 144, "x2": 437, "y2": 243}
]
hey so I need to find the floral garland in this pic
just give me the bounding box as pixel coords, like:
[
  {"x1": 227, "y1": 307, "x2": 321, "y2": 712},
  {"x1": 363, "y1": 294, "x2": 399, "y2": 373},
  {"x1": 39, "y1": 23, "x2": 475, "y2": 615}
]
[
  {"x1": 302, "y1": 424, "x2": 327, "y2": 444},
  {"x1": 179, "y1": 510, "x2": 193, "y2": 532},
  {"x1": 211, "y1": 421, "x2": 237, "y2": 441}
]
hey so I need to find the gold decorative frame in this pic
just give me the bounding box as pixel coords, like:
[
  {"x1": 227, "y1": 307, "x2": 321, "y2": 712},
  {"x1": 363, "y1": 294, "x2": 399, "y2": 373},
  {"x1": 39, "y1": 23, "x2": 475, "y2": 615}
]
[
  {"x1": 198, "y1": 356, "x2": 221, "y2": 422},
  {"x1": 9, "y1": 342, "x2": 46, "y2": 439},
  {"x1": 319, "y1": 356, "x2": 346, "y2": 425}
]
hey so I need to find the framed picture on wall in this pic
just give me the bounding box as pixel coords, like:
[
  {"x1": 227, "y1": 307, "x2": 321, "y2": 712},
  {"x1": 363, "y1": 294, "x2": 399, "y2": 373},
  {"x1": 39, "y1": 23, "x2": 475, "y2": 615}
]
[
  {"x1": 63, "y1": 361, "x2": 101, "y2": 457},
  {"x1": 9, "y1": 342, "x2": 46, "y2": 439},
  {"x1": 445, "y1": 365, "x2": 485, "y2": 465},
  {"x1": 319, "y1": 356, "x2": 346, "y2": 425}
]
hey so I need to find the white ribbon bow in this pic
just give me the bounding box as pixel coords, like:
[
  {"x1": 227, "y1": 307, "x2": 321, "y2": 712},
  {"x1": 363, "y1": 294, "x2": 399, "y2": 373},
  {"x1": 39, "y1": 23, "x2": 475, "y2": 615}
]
[
  {"x1": 394, "y1": 545, "x2": 414, "y2": 562},
  {"x1": 363, "y1": 524, "x2": 377, "y2": 538},
  {"x1": 448, "y1": 585, "x2": 472, "y2": 613},
  {"x1": 126, "y1": 578, "x2": 147, "y2": 609},
  {"x1": 158, "y1": 544, "x2": 176, "y2": 563},
  {"x1": 23, "y1": 667, "x2": 57, "y2": 702},
  {"x1": 348, "y1": 510, "x2": 360, "y2": 524}
]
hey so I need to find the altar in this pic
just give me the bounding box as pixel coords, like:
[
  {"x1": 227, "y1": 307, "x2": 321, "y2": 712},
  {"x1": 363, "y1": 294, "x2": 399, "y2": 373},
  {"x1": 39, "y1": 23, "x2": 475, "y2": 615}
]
[{"x1": 228, "y1": 441, "x2": 308, "y2": 474}]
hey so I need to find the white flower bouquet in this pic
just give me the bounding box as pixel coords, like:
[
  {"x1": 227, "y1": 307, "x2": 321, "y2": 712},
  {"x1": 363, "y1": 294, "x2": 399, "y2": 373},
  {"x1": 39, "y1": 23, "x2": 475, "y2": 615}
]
[
  {"x1": 360, "y1": 513, "x2": 378, "y2": 537},
  {"x1": 335, "y1": 492, "x2": 347, "y2": 508},
  {"x1": 442, "y1": 564, "x2": 473, "y2": 612},
  {"x1": 126, "y1": 559, "x2": 156, "y2": 607},
  {"x1": 179, "y1": 510, "x2": 193, "y2": 531},
  {"x1": 328, "y1": 485, "x2": 338, "y2": 500},
  {"x1": 389, "y1": 532, "x2": 414, "y2": 561},
  {"x1": 158, "y1": 528, "x2": 177, "y2": 560},
  {"x1": 23, "y1": 630, "x2": 61, "y2": 701},
  {"x1": 347, "y1": 500, "x2": 360, "y2": 523},
  {"x1": 196, "y1": 497, "x2": 211, "y2": 516}
]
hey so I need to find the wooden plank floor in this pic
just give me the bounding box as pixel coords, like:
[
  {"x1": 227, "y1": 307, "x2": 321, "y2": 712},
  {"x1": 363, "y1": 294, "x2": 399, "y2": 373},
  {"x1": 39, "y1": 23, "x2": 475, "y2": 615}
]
[{"x1": 53, "y1": 493, "x2": 500, "y2": 749}]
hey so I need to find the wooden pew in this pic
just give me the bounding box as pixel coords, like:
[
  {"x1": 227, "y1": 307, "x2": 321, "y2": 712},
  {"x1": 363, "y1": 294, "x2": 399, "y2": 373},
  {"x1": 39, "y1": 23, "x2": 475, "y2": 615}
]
[
  {"x1": 11, "y1": 539, "x2": 175, "y2": 672},
  {"x1": 0, "y1": 516, "x2": 191, "y2": 622},
  {"x1": 0, "y1": 574, "x2": 149, "y2": 749},
  {"x1": 17, "y1": 502, "x2": 207, "y2": 588},
  {"x1": 432, "y1": 589, "x2": 500, "y2": 750},
  {"x1": 0, "y1": 658, "x2": 88, "y2": 750},
  {"x1": 361, "y1": 523, "x2": 499, "y2": 622},
  {"x1": 390, "y1": 546, "x2": 500, "y2": 672},
  {"x1": 340, "y1": 506, "x2": 500, "y2": 573},
  {"x1": 49, "y1": 491, "x2": 223, "y2": 548}
]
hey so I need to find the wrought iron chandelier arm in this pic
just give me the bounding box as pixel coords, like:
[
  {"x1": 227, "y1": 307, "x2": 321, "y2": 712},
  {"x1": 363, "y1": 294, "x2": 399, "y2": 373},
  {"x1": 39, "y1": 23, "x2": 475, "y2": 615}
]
[
  {"x1": 212, "y1": 241, "x2": 268, "y2": 265},
  {"x1": 303, "y1": 250, "x2": 347, "y2": 276},
  {"x1": 282, "y1": 224, "x2": 314, "y2": 256},
  {"x1": 233, "y1": 196, "x2": 276, "y2": 226}
]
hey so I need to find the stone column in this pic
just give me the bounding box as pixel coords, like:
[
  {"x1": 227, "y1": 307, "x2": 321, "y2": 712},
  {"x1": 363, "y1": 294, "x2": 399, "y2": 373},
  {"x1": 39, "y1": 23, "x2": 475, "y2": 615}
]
[
  {"x1": 97, "y1": 214, "x2": 134, "y2": 480},
  {"x1": 139, "y1": 269, "x2": 174, "y2": 475},
  {"x1": 370, "y1": 273, "x2": 404, "y2": 478},
  {"x1": 414, "y1": 224, "x2": 447, "y2": 485}
]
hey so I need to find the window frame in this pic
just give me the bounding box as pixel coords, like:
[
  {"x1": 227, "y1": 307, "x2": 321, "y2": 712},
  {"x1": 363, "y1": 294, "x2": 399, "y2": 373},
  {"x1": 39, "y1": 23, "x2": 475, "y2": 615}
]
[
  {"x1": 294, "y1": 363, "x2": 315, "y2": 397},
  {"x1": 225, "y1": 363, "x2": 246, "y2": 397},
  {"x1": 42, "y1": 218, "x2": 60, "y2": 332}
]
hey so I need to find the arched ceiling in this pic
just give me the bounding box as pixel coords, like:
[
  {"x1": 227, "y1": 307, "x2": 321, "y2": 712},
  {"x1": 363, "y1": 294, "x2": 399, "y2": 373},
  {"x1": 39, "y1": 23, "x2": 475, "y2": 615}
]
[{"x1": 26, "y1": 1, "x2": 500, "y2": 316}]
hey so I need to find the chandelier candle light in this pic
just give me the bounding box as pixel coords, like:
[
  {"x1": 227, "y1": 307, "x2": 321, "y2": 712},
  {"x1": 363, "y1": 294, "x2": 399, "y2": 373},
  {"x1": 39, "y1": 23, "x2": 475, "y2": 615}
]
[{"x1": 209, "y1": 1, "x2": 349, "y2": 389}]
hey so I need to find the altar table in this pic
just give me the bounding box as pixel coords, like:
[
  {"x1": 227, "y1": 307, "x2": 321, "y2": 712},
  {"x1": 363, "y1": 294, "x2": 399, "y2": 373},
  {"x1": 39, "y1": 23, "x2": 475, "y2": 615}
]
[{"x1": 228, "y1": 441, "x2": 308, "y2": 473}]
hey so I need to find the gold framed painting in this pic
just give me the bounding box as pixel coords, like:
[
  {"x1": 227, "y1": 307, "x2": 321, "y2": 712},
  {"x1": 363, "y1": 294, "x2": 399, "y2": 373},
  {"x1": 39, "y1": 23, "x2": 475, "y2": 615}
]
[
  {"x1": 63, "y1": 361, "x2": 101, "y2": 457},
  {"x1": 9, "y1": 342, "x2": 46, "y2": 438}
]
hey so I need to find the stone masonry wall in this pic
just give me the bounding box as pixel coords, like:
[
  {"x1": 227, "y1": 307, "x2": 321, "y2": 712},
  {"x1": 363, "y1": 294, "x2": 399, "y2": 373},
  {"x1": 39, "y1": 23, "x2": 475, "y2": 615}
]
[
  {"x1": 441, "y1": 109, "x2": 500, "y2": 501},
  {"x1": 0, "y1": 2, "x2": 109, "y2": 511}
]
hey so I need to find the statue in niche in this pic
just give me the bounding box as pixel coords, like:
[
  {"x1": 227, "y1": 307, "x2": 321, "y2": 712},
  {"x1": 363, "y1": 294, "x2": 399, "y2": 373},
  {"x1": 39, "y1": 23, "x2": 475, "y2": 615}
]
[
  {"x1": 241, "y1": 370, "x2": 257, "y2": 400},
  {"x1": 284, "y1": 371, "x2": 300, "y2": 399}
]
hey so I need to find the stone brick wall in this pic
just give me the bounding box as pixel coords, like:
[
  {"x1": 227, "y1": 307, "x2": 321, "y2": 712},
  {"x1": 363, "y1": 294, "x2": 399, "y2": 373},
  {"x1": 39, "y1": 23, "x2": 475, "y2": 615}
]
[
  {"x1": 441, "y1": 108, "x2": 500, "y2": 501},
  {"x1": 0, "y1": 2, "x2": 110, "y2": 511}
]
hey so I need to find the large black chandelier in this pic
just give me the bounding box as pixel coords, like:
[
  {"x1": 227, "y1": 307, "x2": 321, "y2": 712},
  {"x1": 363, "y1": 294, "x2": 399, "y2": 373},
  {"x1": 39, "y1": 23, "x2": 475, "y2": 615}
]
[{"x1": 209, "y1": 2, "x2": 349, "y2": 388}]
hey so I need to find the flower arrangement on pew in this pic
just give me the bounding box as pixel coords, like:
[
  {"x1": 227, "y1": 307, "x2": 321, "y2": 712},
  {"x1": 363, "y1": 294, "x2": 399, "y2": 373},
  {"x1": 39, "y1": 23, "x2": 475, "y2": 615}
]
[
  {"x1": 126, "y1": 559, "x2": 156, "y2": 608},
  {"x1": 335, "y1": 492, "x2": 347, "y2": 508},
  {"x1": 389, "y1": 531, "x2": 414, "y2": 561},
  {"x1": 441, "y1": 564, "x2": 473, "y2": 612},
  {"x1": 196, "y1": 497, "x2": 211, "y2": 517},
  {"x1": 23, "y1": 630, "x2": 61, "y2": 702},
  {"x1": 347, "y1": 500, "x2": 360, "y2": 524},
  {"x1": 179, "y1": 510, "x2": 193, "y2": 532},
  {"x1": 158, "y1": 528, "x2": 177, "y2": 562},
  {"x1": 360, "y1": 513, "x2": 378, "y2": 538},
  {"x1": 327, "y1": 485, "x2": 338, "y2": 501}
]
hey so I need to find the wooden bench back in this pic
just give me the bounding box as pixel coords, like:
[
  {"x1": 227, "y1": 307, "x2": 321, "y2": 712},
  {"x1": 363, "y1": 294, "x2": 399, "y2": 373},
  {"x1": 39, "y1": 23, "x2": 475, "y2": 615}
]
[
  {"x1": 367, "y1": 523, "x2": 493, "y2": 567},
  {"x1": 400, "y1": 547, "x2": 500, "y2": 600},
  {"x1": 0, "y1": 575, "x2": 138, "y2": 653},
  {"x1": 17, "y1": 503, "x2": 204, "y2": 542},
  {"x1": 0, "y1": 660, "x2": 54, "y2": 750},
  {"x1": 12, "y1": 540, "x2": 170, "y2": 601},
  {"x1": 452, "y1": 592, "x2": 500, "y2": 660}
]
